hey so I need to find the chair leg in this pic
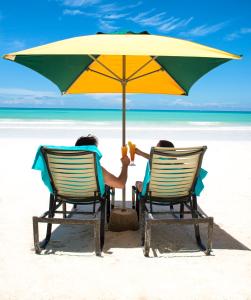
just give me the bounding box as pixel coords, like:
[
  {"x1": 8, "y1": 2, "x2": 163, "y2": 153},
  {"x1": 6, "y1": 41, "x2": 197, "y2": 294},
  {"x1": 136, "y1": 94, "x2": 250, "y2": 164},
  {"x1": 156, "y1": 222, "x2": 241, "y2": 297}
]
[
  {"x1": 180, "y1": 203, "x2": 184, "y2": 219},
  {"x1": 194, "y1": 224, "x2": 206, "y2": 251},
  {"x1": 144, "y1": 218, "x2": 151, "y2": 257},
  {"x1": 63, "y1": 202, "x2": 67, "y2": 218},
  {"x1": 140, "y1": 198, "x2": 146, "y2": 246},
  {"x1": 100, "y1": 199, "x2": 106, "y2": 251},
  {"x1": 111, "y1": 187, "x2": 115, "y2": 209},
  {"x1": 206, "y1": 217, "x2": 214, "y2": 255},
  {"x1": 40, "y1": 194, "x2": 56, "y2": 250},
  {"x1": 132, "y1": 186, "x2": 136, "y2": 209},
  {"x1": 32, "y1": 216, "x2": 41, "y2": 254},
  {"x1": 136, "y1": 188, "x2": 140, "y2": 219},
  {"x1": 191, "y1": 195, "x2": 206, "y2": 251},
  {"x1": 94, "y1": 220, "x2": 101, "y2": 256},
  {"x1": 105, "y1": 186, "x2": 111, "y2": 223},
  {"x1": 106, "y1": 195, "x2": 110, "y2": 223}
]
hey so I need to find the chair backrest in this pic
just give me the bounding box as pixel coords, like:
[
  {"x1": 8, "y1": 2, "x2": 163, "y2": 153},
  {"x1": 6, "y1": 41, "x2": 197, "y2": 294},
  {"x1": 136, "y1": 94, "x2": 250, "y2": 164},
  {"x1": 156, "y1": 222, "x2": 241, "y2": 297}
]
[
  {"x1": 148, "y1": 146, "x2": 207, "y2": 200},
  {"x1": 41, "y1": 147, "x2": 100, "y2": 200}
]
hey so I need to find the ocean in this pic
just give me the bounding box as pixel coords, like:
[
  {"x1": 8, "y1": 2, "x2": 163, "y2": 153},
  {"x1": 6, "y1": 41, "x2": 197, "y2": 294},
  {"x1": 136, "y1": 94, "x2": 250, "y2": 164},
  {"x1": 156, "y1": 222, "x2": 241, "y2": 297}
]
[
  {"x1": 0, "y1": 108, "x2": 251, "y2": 123},
  {"x1": 0, "y1": 108, "x2": 251, "y2": 141}
]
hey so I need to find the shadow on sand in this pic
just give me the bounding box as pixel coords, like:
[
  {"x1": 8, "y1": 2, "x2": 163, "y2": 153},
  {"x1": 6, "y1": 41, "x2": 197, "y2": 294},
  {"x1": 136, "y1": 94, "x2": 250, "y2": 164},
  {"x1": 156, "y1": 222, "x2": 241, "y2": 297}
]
[{"x1": 40, "y1": 202, "x2": 250, "y2": 256}]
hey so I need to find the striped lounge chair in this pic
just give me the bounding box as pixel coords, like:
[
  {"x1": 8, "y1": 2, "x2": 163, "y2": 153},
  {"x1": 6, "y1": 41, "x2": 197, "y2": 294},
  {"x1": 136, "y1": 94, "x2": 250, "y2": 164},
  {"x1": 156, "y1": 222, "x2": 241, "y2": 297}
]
[
  {"x1": 32, "y1": 145, "x2": 110, "y2": 256},
  {"x1": 132, "y1": 146, "x2": 213, "y2": 256}
]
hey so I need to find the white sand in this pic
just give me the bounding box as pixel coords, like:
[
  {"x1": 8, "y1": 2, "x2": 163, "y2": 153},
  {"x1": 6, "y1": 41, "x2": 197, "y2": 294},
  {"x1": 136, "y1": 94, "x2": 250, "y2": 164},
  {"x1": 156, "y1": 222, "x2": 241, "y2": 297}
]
[{"x1": 0, "y1": 124, "x2": 251, "y2": 300}]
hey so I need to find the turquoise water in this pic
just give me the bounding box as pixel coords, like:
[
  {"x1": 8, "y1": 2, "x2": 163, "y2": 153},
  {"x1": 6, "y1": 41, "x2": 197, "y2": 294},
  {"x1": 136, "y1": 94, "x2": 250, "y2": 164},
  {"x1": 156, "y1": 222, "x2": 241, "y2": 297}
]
[{"x1": 0, "y1": 108, "x2": 251, "y2": 125}]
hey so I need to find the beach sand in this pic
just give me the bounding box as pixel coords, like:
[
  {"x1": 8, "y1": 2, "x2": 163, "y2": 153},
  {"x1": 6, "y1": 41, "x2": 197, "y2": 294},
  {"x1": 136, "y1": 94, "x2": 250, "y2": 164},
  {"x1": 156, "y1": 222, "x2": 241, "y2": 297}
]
[{"x1": 0, "y1": 125, "x2": 251, "y2": 300}]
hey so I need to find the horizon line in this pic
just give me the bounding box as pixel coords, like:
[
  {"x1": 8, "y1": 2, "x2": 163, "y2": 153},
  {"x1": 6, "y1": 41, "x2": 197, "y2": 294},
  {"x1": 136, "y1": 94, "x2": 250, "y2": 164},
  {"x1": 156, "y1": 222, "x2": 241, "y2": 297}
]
[{"x1": 0, "y1": 107, "x2": 250, "y2": 113}]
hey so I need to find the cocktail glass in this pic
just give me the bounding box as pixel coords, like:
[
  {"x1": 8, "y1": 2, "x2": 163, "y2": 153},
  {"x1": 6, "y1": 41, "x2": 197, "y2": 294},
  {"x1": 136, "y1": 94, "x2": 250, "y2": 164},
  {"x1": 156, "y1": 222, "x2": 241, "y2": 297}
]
[
  {"x1": 128, "y1": 141, "x2": 136, "y2": 166},
  {"x1": 121, "y1": 145, "x2": 128, "y2": 158}
]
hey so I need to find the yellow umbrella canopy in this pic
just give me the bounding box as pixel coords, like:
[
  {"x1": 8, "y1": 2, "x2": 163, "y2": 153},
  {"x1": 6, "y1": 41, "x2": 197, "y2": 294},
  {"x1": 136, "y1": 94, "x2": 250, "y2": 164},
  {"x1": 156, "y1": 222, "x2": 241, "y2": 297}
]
[{"x1": 4, "y1": 32, "x2": 240, "y2": 96}]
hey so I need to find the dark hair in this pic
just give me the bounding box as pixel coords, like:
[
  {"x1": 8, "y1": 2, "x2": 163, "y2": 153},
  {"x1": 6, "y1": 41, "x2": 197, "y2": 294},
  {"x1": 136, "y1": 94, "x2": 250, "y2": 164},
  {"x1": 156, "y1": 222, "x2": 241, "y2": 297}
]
[
  {"x1": 75, "y1": 134, "x2": 98, "y2": 146},
  {"x1": 158, "y1": 140, "x2": 174, "y2": 147}
]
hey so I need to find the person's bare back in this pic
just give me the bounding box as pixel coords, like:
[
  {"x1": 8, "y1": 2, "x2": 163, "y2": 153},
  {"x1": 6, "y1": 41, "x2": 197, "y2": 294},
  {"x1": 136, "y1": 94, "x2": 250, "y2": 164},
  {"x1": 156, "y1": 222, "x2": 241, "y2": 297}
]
[{"x1": 75, "y1": 135, "x2": 130, "y2": 189}]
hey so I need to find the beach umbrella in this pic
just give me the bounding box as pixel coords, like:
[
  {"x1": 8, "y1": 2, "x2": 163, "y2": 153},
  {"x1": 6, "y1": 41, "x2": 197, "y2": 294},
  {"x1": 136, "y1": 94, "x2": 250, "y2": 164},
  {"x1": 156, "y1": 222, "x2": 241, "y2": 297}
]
[{"x1": 3, "y1": 31, "x2": 241, "y2": 221}]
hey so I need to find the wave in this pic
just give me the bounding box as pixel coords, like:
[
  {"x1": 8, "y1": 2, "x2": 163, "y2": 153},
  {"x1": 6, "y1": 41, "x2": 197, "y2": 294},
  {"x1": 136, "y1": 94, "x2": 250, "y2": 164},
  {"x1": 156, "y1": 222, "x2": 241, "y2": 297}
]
[
  {"x1": 188, "y1": 121, "x2": 223, "y2": 126},
  {"x1": 0, "y1": 119, "x2": 251, "y2": 131}
]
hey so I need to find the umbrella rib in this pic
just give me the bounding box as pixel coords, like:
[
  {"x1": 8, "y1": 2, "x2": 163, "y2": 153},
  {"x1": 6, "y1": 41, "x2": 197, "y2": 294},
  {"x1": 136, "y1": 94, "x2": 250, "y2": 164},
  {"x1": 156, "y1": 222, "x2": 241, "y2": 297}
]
[
  {"x1": 87, "y1": 67, "x2": 121, "y2": 82},
  {"x1": 127, "y1": 68, "x2": 163, "y2": 82},
  {"x1": 88, "y1": 54, "x2": 122, "y2": 81},
  {"x1": 126, "y1": 56, "x2": 158, "y2": 81}
]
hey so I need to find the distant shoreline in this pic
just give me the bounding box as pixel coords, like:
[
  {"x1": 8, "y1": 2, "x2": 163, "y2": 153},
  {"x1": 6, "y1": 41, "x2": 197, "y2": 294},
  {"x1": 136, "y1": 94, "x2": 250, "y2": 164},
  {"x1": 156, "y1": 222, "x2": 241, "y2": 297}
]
[{"x1": 0, "y1": 107, "x2": 251, "y2": 113}]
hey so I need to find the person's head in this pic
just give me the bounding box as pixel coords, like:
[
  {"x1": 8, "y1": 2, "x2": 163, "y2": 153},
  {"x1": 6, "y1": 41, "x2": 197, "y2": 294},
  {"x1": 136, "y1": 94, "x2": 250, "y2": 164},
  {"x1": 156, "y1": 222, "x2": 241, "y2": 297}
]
[
  {"x1": 157, "y1": 140, "x2": 174, "y2": 148},
  {"x1": 75, "y1": 134, "x2": 98, "y2": 146}
]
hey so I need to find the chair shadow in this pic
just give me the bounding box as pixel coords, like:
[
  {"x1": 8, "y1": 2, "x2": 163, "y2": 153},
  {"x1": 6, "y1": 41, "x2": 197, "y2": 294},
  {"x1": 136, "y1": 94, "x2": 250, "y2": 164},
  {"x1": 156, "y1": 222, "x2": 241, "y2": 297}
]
[
  {"x1": 148, "y1": 203, "x2": 250, "y2": 256},
  {"x1": 40, "y1": 202, "x2": 250, "y2": 255},
  {"x1": 41, "y1": 202, "x2": 142, "y2": 255}
]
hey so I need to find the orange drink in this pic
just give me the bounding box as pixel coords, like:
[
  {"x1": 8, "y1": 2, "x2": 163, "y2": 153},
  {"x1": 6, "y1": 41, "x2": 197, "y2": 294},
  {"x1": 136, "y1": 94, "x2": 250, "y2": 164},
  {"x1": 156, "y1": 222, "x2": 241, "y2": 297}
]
[
  {"x1": 128, "y1": 141, "x2": 136, "y2": 166},
  {"x1": 121, "y1": 145, "x2": 128, "y2": 158}
]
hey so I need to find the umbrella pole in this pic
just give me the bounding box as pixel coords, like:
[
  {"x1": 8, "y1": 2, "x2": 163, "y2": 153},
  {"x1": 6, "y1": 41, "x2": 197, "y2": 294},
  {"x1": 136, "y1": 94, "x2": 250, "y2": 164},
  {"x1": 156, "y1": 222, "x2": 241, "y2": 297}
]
[
  {"x1": 122, "y1": 55, "x2": 126, "y2": 211},
  {"x1": 107, "y1": 55, "x2": 139, "y2": 232}
]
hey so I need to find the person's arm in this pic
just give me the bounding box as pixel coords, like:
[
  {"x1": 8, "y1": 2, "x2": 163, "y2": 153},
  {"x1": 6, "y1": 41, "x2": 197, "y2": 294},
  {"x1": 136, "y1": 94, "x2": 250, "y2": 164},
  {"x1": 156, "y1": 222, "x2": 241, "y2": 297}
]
[
  {"x1": 135, "y1": 147, "x2": 150, "y2": 160},
  {"x1": 102, "y1": 156, "x2": 130, "y2": 188}
]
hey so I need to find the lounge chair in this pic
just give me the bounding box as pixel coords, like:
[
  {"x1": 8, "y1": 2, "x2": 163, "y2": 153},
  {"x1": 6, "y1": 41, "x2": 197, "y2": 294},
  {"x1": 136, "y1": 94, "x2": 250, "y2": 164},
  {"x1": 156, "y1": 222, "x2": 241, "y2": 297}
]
[
  {"x1": 132, "y1": 146, "x2": 213, "y2": 256},
  {"x1": 32, "y1": 145, "x2": 110, "y2": 256}
]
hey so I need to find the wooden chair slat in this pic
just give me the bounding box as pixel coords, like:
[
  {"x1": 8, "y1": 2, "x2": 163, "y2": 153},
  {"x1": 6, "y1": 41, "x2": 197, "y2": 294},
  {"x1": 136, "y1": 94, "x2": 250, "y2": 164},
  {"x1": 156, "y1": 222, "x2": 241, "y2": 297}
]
[
  {"x1": 50, "y1": 168, "x2": 95, "y2": 174},
  {"x1": 48, "y1": 158, "x2": 94, "y2": 165},
  {"x1": 151, "y1": 168, "x2": 196, "y2": 174},
  {"x1": 152, "y1": 163, "x2": 198, "y2": 170},
  {"x1": 51, "y1": 173, "x2": 95, "y2": 180},
  {"x1": 149, "y1": 183, "x2": 191, "y2": 190},
  {"x1": 151, "y1": 158, "x2": 198, "y2": 165},
  {"x1": 47, "y1": 152, "x2": 93, "y2": 160}
]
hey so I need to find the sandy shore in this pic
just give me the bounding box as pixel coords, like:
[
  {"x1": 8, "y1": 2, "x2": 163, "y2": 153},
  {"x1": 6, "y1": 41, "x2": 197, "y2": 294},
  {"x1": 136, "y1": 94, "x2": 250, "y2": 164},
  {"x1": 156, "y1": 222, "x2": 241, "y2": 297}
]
[{"x1": 0, "y1": 125, "x2": 251, "y2": 300}]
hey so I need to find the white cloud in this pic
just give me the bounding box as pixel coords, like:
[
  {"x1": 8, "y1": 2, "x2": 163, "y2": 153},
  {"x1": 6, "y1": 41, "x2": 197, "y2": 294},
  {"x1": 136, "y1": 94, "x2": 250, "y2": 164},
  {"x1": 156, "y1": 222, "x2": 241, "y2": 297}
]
[
  {"x1": 61, "y1": 0, "x2": 100, "y2": 7},
  {"x1": 129, "y1": 10, "x2": 166, "y2": 26},
  {"x1": 172, "y1": 98, "x2": 194, "y2": 107},
  {"x1": 99, "y1": 1, "x2": 142, "y2": 13},
  {"x1": 0, "y1": 88, "x2": 63, "y2": 107},
  {"x1": 0, "y1": 88, "x2": 58, "y2": 98},
  {"x1": 169, "y1": 98, "x2": 241, "y2": 109},
  {"x1": 63, "y1": 9, "x2": 99, "y2": 17},
  {"x1": 129, "y1": 10, "x2": 193, "y2": 33},
  {"x1": 182, "y1": 22, "x2": 226, "y2": 37},
  {"x1": 104, "y1": 13, "x2": 129, "y2": 20},
  {"x1": 225, "y1": 32, "x2": 240, "y2": 41},
  {"x1": 5, "y1": 39, "x2": 26, "y2": 51},
  {"x1": 240, "y1": 27, "x2": 251, "y2": 34},
  {"x1": 87, "y1": 93, "x2": 125, "y2": 104},
  {"x1": 1, "y1": 99, "x2": 45, "y2": 105},
  {"x1": 159, "y1": 17, "x2": 193, "y2": 33},
  {"x1": 225, "y1": 27, "x2": 251, "y2": 41},
  {"x1": 63, "y1": 9, "x2": 83, "y2": 15},
  {"x1": 98, "y1": 19, "x2": 119, "y2": 32}
]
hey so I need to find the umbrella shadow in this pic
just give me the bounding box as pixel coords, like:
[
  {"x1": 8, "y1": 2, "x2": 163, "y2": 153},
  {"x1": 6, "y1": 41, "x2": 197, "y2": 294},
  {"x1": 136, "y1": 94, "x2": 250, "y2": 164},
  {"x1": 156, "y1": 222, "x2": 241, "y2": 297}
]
[{"x1": 40, "y1": 203, "x2": 250, "y2": 256}]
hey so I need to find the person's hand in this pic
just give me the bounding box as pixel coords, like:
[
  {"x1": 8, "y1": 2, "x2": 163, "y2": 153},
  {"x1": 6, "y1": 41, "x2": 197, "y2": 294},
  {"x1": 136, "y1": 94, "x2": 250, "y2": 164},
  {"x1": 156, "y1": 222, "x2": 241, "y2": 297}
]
[{"x1": 121, "y1": 155, "x2": 130, "y2": 167}]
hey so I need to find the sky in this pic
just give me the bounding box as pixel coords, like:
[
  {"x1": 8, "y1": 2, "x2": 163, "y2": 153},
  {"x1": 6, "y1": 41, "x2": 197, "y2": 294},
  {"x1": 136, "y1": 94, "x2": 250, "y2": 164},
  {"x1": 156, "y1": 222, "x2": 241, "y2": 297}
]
[{"x1": 0, "y1": 0, "x2": 251, "y2": 111}]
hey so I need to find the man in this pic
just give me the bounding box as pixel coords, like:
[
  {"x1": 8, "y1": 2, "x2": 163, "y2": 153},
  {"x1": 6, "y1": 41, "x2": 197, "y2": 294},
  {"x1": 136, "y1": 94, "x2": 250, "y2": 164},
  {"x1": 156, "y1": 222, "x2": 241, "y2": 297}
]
[{"x1": 75, "y1": 135, "x2": 130, "y2": 189}]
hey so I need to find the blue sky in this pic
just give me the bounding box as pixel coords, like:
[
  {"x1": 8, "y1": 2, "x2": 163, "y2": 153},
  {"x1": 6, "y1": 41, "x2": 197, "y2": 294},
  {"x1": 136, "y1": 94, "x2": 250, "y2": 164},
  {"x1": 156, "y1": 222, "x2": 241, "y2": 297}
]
[{"x1": 0, "y1": 0, "x2": 251, "y2": 110}]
